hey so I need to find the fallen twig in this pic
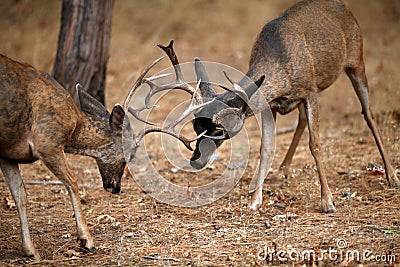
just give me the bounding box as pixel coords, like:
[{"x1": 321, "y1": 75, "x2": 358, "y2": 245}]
[
  {"x1": 276, "y1": 123, "x2": 296, "y2": 135},
  {"x1": 143, "y1": 255, "x2": 180, "y2": 262},
  {"x1": 24, "y1": 180, "x2": 93, "y2": 187}
]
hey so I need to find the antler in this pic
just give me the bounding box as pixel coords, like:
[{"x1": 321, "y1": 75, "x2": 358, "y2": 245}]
[
  {"x1": 219, "y1": 71, "x2": 250, "y2": 103},
  {"x1": 122, "y1": 40, "x2": 213, "y2": 150},
  {"x1": 203, "y1": 72, "x2": 266, "y2": 141},
  {"x1": 123, "y1": 56, "x2": 164, "y2": 112},
  {"x1": 144, "y1": 40, "x2": 203, "y2": 108},
  {"x1": 135, "y1": 82, "x2": 214, "y2": 151}
]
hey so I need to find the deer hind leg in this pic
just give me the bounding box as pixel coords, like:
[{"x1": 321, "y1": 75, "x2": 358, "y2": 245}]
[
  {"x1": 0, "y1": 159, "x2": 40, "y2": 260},
  {"x1": 346, "y1": 67, "x2": 400, "y2": 187},
  {"x1": 304, "y1": 96, "x2": 335, "y2": 213},
  {"x1": 280, "y1": 103, "x2": 307, "y2": 177},
  {"x1": 38, "y1": 150, "x2": 95, "y2": 251}
]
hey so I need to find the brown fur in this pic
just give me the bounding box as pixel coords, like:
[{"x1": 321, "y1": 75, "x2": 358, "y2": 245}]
[
  {"x1": 191, "y1": 0, "x2": 399, "y2": 212},
  {"x1": 0, "y1": 54, "x2": 128, "y2": 259}
]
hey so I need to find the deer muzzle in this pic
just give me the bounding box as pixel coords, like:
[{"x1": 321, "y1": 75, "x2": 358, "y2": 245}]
[
  {"x1": 190, "y1": 137, "x2": 218, "y2": 169},
  {"x1": 104, "y1": 180, "x2": 121, "y2": 194},
  {"x1": 96, "y1": 159, "x2": 124, "y2": 194}
]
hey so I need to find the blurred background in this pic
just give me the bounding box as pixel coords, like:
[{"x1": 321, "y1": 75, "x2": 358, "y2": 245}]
[
  {"x1": 1, "y1": 1, "x2": 399, "y2": 264},
  {"x1": 0, "y1": 0, "x2": 399, "y2": 120}
]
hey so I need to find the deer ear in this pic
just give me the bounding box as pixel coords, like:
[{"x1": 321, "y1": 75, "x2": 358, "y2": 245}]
[
  {"x1": 72, "y1": 84, "x2": 82, "y2": 109},
  {"x1": 75, "y1": 84, "x2": 110, "y2": 122},
  {"x1": 240, "y1": 74, "x2": 266, "y2": 115},
  {"x1": 109, "y1": 104, "x2": 125, "y2": 132},
  {"x1": 244, "y1": 74, "x2": 265, "y2": 100},
  {"x1": 195, "y1": 58, "x2": 217, "y2": 99},
  {"x1": 212, "y1": 107, "x2": 244, "y2": 136}
]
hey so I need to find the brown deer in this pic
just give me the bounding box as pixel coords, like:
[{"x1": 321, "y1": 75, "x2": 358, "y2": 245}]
[
  {"x1": 186, "y1": 0, "x2": 400, "y2": 212},
  {"x1": 0, "y1": 49, "x2": 210, "y2": 260}
]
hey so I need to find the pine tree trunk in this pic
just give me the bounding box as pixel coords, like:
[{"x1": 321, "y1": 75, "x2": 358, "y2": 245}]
[{"x1": 53, "y1": 0, "x2": 114, "y2": 105}]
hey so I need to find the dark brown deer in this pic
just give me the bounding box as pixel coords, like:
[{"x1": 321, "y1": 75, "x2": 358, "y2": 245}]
[
  {"x1": 0, "y1": 51, "x2": 209, "y2": 260},
  {"x1": 187, "y1": 0, "x2": 400, "y2": 212}
]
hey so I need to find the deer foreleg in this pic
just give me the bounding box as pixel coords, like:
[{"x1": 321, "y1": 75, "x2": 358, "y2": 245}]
[
  {"x1": 0, "y1": 159, "x2": 40, "y2": 260},
  {"x1": 39, "y1": 151, "x2": 94, "y2": 250},
  {"x1": 249, "y1": 108, "x2": 276, "y2": 210}
]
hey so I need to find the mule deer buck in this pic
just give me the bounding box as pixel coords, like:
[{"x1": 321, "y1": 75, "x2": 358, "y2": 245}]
[
  {"x1": 186, "y1": 0, "x2": 400, "y2": 212},
  {"x1": 0, "y1": 51, "x2": 210, "y2": 260}
]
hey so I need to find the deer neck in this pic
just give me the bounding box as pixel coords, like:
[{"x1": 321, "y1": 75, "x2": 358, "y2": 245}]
[
  {"x1": 245, "y1": 59, "x2": 301, "y2": 115},
  {"x1": 247, "y1": 59, "x2": 282, "y2": 98},
  {"x1": 65, "y1": 113, "x2": 114, "y2": 158}
]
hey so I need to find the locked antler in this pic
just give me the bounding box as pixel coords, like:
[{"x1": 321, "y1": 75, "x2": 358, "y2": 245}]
[
  {"x1": 219, "y1": 71, "x2": 250, "y2": 104},
  {"x1": 135, "y1": 82, "x2": 213, "y2": 151},
  {"x1": 144, "y1": 40, "x2": 203, "y2": 108},
  {"x1": 122, "y1": 41, "x2": 213, "y2": 151}
]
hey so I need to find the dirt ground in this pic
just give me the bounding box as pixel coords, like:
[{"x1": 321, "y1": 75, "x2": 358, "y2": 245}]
[{"x1": 1, "y1": 0, "x2": 400, "y2": 266}]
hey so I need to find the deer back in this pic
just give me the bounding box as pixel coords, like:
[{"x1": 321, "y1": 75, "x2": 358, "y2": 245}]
[
  {"x1": 0, "y1": 54, "x2": 80, "y2": 161},
  {"x1": 247, "y1": 0, "x2": 363, "y2": 106}
]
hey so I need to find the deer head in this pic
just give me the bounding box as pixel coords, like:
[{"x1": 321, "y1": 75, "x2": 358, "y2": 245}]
[
  {"x1": 122, "y1": 40, "x2": 264, "y2": 170},
  {"x1": 190, "y1": 59, "x2": 265, "y2": 169},
  {"x1": 73, "y1": 84, "x2": 131, "y2": 193},
  {"x1": 120, "y1": 42, "x2": 216, "y2": 172}
]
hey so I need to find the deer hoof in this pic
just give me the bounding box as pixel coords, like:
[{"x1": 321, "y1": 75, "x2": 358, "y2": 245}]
[
  {"x1": 83, "y1": 246, "x2": 97, "y2": 253},
  {"x1": 321, "y1": 199, "x2": 336, "y2": 213},
  {"x1": 26, "y1": 253, "x2": 41, "y2": 262},
  {"x1": 279, "y1": 164, "x2": 290, "y2": 178},
  {"x1": 248, "y1": 197, "x2": 262, "y2": 210},
  {"x1": 248, "y1": 187, "x2": 263, "y2": 210},
  {"x1": 23, "y1": 247, "x2": 41, "y2": 261},
  {"x1": 79, "y1": 238, "x2": 95, "y2": 252},
  {"x1": 248, "y1": 202, "x2": 261, "y2": 211}
]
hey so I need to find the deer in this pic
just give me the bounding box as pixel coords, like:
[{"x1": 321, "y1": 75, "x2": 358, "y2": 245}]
[
  {"x1": 181, "y1": 0, "x2": 400, "y2": 213},
  {"x1": 0, "y1": 48, "x2": 212, "y2": 260}
]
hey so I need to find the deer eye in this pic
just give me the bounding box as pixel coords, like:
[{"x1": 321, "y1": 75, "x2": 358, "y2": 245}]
[
  {"x1": 193, "y1": 118, "x2": 211, "y2": 134},
  {"x1": 193, "y1": 120, "x2": 204, "y2": 134}
]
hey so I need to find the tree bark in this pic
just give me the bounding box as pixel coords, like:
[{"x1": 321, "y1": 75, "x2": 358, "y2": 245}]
[{"x1": 53, "y1": 0, "x2": 114, "y2": 105}]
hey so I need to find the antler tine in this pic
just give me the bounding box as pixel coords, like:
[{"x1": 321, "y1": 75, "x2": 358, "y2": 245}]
[
  {"x1": 128, "y1": 106, "x2": 158, "y2": 126},
  {"x1": 220, "y1": 71, "x2": 250, "y2": 103},
  {"x1": 166, "y1": 80, "x2": 213, "y2": 130},
  {"x1": 123, "y1": 56, "x2": 165, "y2": 111},
  {"x1": 137, "y1": 128, "x2": 207, "y2": 151},
  {"x1": 135, "y1": 80, "x2": 214, "y2": 151},
  {"x1": 157, "y1": 40, "x2": 184, "y2": 82},
  {"x1": 144, "y1": 78, "x2": 199, "y2": 109},
  {"x1": 143, "y1": 40, "x2": 203, "y2": 108}
]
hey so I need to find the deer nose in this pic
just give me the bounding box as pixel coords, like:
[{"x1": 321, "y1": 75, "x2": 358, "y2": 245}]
[
  {"x1": 103, "y1": 181, "x2": 121, "y2": 194},
  {"x1": 190, "y1": 138, "x2": 217, "y2": 169},
  {"x1": 190, "y1": 148, "x2": 205, "y2": 169},
  {"x1": 190, "y1": 158, "x2": 207, "y2": 169},
  {"x1": 111, "y1": 184, "x2": 121, "y2": 194}
]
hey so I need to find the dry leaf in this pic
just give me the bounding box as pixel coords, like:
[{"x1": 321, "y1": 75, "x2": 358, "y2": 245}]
[
  {"x1": 65, "y1": 249, "x2": 80, "y2": 257},
  {"x1": 96, "y1": 214, "x2": 116, "y2": 224},
  {"x1": 4, "y1": 197, "x2": 15, "y2": 209}
]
